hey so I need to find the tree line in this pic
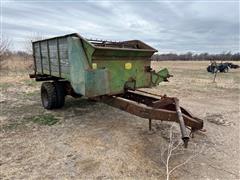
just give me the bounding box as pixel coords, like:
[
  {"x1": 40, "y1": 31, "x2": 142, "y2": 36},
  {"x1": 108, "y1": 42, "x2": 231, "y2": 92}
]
[
  {"x1": 151, "y1": 52, "x2": 240, "y2": 61},
  {"x1": 8, "y1": 51, "x2": 239, "y2": 61},
  {"x1": 1, "y1": 38, "x2": 239, "y2": 62}
]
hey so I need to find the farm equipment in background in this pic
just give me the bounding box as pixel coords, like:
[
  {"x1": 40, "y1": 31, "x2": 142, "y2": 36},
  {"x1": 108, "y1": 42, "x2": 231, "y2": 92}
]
[
  {"x1": 207, "y1": 61, "x2": 239, "y2": 73},
  {"x1": 29, "y1": 33, "x2": 204, "y2": 148},
  {"x1": 226, "y1": 62, "x2": 240, "y2": 69}
]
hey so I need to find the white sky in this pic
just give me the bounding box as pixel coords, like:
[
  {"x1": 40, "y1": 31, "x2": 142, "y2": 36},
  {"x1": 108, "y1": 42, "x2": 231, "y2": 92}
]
[{"x1": 1, "y1": 0, "x2": 240, "y2": 53}]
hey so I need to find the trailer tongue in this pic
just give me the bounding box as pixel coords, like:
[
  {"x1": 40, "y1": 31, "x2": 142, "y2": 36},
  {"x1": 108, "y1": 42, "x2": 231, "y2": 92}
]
[{"x1": 98, "y1": 90, "x2": 203, "y2": 148}]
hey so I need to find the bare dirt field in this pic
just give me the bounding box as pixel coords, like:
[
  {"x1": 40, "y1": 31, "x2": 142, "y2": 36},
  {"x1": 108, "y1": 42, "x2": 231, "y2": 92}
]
[{"x1": 0, "y1": 61, "x2": 239, "y2": 179}]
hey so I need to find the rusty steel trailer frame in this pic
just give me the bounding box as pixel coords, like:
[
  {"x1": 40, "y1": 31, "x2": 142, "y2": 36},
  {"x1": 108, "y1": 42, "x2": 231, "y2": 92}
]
[
  {"x1": 97, "y1": 90, "x2": 204, "y2": 148},
  {"x1": 30, "y1": 33, "x2": 204, "y2": 148}
]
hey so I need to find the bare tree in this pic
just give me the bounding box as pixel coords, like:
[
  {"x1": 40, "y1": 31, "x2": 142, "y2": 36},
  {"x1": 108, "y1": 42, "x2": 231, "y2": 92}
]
[
  {"x1": 160, "y1": 125, "x2": 206, "y2": 180},
  {"x1": 0, "y1": 38, "x2": 11, "y2": 70},
  {"x1": 151, "y1": 52, "x2": 240, "y2": 61},
  {"x1": 24, "y1": 33, "x2": 44, "y2": 54}
]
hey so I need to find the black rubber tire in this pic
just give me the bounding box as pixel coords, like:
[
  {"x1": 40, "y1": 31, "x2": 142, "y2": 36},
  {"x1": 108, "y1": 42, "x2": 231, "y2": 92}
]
[
  {"x1": 223, "y1": 67, "x2": 229, "y2": 73},
  {"x1": 207, "y1": 65, "x2": 217, "y2": 73},
  {"x1": 54, "y1": 81, "x2": 66, "y2": 108},
  {"x1": 41, "y1": 82, "x2": 57, "y2": 109}
]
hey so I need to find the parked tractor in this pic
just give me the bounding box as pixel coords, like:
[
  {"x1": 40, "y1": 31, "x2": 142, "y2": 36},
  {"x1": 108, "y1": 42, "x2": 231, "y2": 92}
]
[
  {"x1": 207, "y1": 61, "x2": 239, "y2": 73},
  {"x1": 226, "y1": 62, "x2": 240, "y2": 69}
]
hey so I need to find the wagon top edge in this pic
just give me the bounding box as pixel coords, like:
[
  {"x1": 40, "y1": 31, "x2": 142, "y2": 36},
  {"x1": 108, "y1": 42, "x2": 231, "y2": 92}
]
[{"x1": 32, "y1": 33, "x2": 158, "y2": 53}]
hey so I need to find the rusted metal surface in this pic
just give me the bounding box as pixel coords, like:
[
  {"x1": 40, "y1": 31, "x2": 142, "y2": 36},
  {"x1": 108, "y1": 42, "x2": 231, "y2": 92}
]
[
  {"x1": 97, "y1": 90, "x2": 203, "y2": 146},
  {"x1": 29, "y1": 74, "x2": 61, "y2": 81},
  {"x1": 100, "y1": 95, "x2": 203, "y2": 129},
  {"x1": 86, "y1": 38, "x2": 157, "y2": 51},
  {"x1": 174, "y1": 98, "x2": 189, "y2": 148},
  {"x1": 149, "y1": 118, "x2": 152, "y2": 131}
]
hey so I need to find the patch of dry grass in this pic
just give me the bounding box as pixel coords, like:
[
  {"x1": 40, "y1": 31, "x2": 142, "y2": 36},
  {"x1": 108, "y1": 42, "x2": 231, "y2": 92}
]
[
  {"x1": 0, "y1": 60, "x2": 239, "y2": 179},
  {"x1": 150, "y1": 61, "x2": 240, "y2": 96},
  {"x1": 0, "y1": 55, "x2": 33, "y2": 72}
]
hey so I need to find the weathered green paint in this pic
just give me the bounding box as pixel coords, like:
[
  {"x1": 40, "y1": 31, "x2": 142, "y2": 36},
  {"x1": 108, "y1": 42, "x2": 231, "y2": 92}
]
[
  {"x1": 68, "y1": 37, "x2": 89, "y2": 95},
  {"x1": 151, "y1": 68, "x2": 170, "y2": 86},
  {"x1": 81, "y1": 40, "x2": 94, "y2": 65},
  {"x1": 32, "y1": 33, "x2": 170, "y2": 97},
  {"x1": 85, "y1": 69, "x2": 110, "y2": 97},
  {"x1": 93, "y1": 60, "x2": 151, "y2": 94},
  {"x1": 67, "y1": 37, "x2": 110, "y2": 96}
]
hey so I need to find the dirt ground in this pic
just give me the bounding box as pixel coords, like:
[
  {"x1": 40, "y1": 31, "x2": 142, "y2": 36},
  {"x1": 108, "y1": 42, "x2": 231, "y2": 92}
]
[{"x1": 0, "y1": 61, "x2": 239, "y2": 179}]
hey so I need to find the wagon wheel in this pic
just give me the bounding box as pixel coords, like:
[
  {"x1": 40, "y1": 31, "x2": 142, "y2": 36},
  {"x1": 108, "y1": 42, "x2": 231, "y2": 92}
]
[
  {"x1": 41, "y1": 82, "x2": 57, "y2": 109},
  {"x1": 223, "y1": 67, "x2": 229, "y2": 73}
]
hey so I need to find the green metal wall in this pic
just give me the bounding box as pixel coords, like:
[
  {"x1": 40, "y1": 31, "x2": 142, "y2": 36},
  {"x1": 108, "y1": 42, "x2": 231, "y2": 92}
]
[
  {"x1": 32, "y1": 33, "x2": 162, "y2": 97},
  {"x1": 91, "y1": 60, "x2": 151, "y2": 94}
]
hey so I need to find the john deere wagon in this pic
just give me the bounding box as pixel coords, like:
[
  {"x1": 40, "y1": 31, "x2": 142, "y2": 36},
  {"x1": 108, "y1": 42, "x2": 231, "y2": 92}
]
[{"x1": 30, "y1": 33, "x2": 204, "y2": 147}]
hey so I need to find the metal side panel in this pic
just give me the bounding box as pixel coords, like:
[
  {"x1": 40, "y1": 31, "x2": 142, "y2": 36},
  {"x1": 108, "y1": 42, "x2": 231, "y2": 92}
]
[
  {"x1": 34, "y1": 42, "x2": 43, "y2": 74},
  {"x1": 48, "y1": 39, "x2": 58, "y2": 75},
  {"x1": 33, "y1": 37, "x2": 70, "y2": 79},
  {"x1": 92, "y1": 60, "x2": 151, "y2": 94},
  {"x1": 48, "y1": 38, "x2": 70, "y2": 78},
  {"x1": 58, "y1": 38, "x2": 70, "y2": 78},
  {"x1": 68, "y1": 37, "x2": 90, "y2": 96},
  {"x1": 85, "y1": 69, "x2": 110, "y2": 97},
  {"x1": 40, "y1": 41, "x2": 50, "y2": 73}
]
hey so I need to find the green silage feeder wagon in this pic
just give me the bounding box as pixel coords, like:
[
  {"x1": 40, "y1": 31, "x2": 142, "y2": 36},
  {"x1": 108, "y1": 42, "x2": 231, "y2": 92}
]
[{"x1": 30, "y1": 33, "x2": 204, "y2": 147}]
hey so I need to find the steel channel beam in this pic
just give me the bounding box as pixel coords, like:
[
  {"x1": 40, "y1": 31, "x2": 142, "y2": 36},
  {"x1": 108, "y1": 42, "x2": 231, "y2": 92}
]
[
  {"x1": 32, "y1": 42, "x2": 37, "y2": 74},
  {"x1": 124, "y1": 90, "x2": 193, "y2": 117},
  {"x1": 39, "y1": 42, "x2": 44, "y2": 74},
  {"x1": 46, "y1": 41, "x2": 52, "y2": 76},
  {"x1": 174, "y1": 98, "x2": 190, "y2": 148},
  {"x1": 56, "y1": 38, "x2": 61, "y2": 77},
  {"x1": 100, "y1": 95, "x2": 203, "y2": 130}
]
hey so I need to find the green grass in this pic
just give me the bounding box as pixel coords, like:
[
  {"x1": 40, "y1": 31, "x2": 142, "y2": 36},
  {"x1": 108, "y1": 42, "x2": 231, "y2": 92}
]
[
  {"x1": 30, "y1": 114, "x2": 59, "y2": 126},
  {"x1": 0, "y1": 82, "x2": 13, "y2": 90},
  {"x1": 23, "y1": 91, "x2": 38, "y2": 98},
  {"x1": 1, "y1": 122, "x2": 20, "y2": 131},
  {"x1": 24, "y1": 79, "x2": 38, "y2": 87},
  {"x1": 1, "y1": 114, "x2": 59, "y2": 132}
]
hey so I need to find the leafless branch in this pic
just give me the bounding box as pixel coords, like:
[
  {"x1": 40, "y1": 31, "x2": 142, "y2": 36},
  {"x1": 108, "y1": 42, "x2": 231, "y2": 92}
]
[
  {"x1": 24, "y1": 33, "x2": 44, "y2": 54},
  {"x1": 0, "y1": 38, "x2": 11, "y2": 70},
  {"x1": 0, "y1": 38, "x2": 11, "y2": 59},
  {"x1": 168, "y1": 144, "x2": 205, "y2": 176},
  {"x1": 161, "y1": 124, "x2": 206, "y2": 180}
]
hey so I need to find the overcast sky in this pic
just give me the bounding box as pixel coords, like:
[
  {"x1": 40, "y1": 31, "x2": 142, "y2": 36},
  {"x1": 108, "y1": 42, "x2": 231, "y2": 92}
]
[{"x1": 1, "y1": 0, "x2": 239, "y2": 53}]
